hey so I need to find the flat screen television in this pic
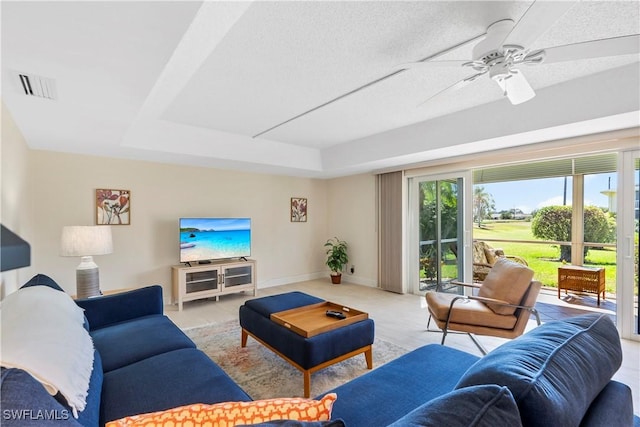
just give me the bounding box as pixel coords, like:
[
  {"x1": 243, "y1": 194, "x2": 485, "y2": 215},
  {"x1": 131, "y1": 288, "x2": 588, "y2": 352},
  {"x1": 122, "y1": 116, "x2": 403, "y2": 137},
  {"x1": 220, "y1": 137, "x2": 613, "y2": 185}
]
[{"x1": 179, "y1": 218, "x2": 251, "y2": 263}]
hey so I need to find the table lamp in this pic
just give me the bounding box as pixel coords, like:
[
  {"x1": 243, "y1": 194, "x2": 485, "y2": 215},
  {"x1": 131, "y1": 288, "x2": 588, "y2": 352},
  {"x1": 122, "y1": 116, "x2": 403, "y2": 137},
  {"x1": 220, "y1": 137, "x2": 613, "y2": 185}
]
[{"x1": 60, "y1": 225, "x2": 113, "y2": 298}]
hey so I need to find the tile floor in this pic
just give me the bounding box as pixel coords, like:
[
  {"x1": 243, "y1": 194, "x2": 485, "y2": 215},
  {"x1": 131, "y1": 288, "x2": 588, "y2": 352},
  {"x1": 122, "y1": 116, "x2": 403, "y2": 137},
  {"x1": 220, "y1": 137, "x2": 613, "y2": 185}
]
[{"x1": 165, "y1": 279, "x2": 640, "y2": 416}]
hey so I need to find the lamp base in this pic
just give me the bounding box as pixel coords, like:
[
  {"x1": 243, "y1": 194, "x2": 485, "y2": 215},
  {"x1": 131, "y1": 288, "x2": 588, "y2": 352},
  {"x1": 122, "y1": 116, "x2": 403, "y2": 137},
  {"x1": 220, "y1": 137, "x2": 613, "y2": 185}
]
[{"x1": 76, "y1": 256, "x2": 101, "y2": 299}]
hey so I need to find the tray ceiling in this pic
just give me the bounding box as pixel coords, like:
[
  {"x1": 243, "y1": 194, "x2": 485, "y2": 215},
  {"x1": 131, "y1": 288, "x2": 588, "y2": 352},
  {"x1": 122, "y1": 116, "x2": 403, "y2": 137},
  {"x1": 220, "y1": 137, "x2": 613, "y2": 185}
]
[{"x1": 2, "y1": 1, "x2": 639, "y2": 177}]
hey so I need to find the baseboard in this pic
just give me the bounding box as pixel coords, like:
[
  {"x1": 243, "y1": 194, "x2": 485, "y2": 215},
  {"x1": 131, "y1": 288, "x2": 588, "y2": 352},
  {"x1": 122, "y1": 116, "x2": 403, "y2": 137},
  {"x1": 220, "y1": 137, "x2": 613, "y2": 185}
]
[
  {"x1": 341, "y1": 275, "x2": 377, "y2": 287},
  {"x1": 257, "y1": 271, "x2": 326, "y2": 289},
  {"x1": 258, "y1": 272, "x2": 377, "y2": 289}
]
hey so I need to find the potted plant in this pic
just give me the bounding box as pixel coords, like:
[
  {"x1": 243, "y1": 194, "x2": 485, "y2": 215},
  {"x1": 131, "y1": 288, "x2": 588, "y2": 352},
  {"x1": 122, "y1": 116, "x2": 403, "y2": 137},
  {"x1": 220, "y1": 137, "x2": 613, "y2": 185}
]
[{"x1": 324, "y1": 237, "x2": 348, "y2": 284}]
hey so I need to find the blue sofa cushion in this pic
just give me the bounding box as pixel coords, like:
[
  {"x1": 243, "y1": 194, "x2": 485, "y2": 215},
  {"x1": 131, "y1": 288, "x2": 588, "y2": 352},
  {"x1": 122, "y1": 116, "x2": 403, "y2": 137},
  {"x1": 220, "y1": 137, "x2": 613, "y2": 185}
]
[
  {"x1": 100, "y1": 348, "x2": 251, "y2": 425},
  {"x1": 243, "y1": 291, "x2": 324, "y2": 318},
  {"x1": 90, "y1": 315, "x2": 195, "y2": 372},
  {"x1": 456, "y1": 313, "x2": 622, "y2": 427},
  {"x1": 75, "y1": 350, "x2": 103, "y2": 427},
  {"x1": 0, "y1": 350, "x2": 102, "y2": 427},
  {"x1": 388, "y1": 385, "x2": 522, "y2": 427},
  {"x1": 240, "y1": 421, "x2": 346, "y2": 427},
  {"x1": 0, "y1": 368, "x2": 81, "y2": 426},
  {"x1": 323, "y1": 344, "x2": 480, "y2": 427}
]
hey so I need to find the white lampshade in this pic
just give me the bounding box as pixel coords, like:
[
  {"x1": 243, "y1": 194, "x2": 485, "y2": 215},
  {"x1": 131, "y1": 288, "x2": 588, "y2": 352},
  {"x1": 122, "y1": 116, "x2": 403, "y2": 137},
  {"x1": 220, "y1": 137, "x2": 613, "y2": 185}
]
[
  {"x1": 60, "y1": 226, "x2": 113, "y2": 299},
  {"x1": 60, "y1": 226, "x2": 113, "y2": 257}
]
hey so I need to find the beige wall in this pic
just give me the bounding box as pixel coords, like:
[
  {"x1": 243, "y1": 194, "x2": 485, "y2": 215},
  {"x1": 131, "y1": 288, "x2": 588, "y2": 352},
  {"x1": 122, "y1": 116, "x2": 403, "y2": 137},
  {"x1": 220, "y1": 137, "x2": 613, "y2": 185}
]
[
  {"x1": 326, "y1": 174, "x2": 378, "y2": 286},
  {"x1": 26, "y1": 151, "x2": 338, "y2": 300},
  {"x1": 2, "y1": 102, "x2": 381, "y2": 300},
  {"x1": 1, "y1": 103, "x2": 36, "y2": 296}
]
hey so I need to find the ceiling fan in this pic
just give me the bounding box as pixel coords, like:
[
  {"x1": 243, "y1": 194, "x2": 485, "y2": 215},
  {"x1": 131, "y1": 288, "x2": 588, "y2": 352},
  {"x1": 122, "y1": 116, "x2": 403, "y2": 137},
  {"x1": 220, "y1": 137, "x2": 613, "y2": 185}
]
[{"x1": 400, "y1": 1, "x2": 640, "y2": 106}]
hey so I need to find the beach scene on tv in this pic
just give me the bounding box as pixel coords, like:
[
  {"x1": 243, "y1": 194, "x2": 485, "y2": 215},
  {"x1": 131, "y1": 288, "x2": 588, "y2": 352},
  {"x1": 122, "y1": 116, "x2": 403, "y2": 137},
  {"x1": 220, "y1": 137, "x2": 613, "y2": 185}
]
[{"x1": 180, "y1": 218, "x2": 251, "y2": 262}]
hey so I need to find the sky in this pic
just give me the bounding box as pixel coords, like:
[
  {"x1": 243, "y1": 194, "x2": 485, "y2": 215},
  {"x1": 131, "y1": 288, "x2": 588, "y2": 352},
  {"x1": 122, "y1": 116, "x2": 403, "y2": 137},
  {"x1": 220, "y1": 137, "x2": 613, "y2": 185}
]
[
  {"x1": 180, "y1": 218, "x2": 251, "y2": 231},
  {"x1": 480, "y1": 173, "x2": 617, "y2": 214}
]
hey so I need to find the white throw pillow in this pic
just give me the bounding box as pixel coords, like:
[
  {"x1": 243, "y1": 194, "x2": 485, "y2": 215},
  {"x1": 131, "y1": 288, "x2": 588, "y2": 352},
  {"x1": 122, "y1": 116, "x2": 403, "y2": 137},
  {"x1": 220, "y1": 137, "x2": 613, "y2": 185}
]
[{"x1": 0, "y1": 285, "x2": 94, "y2": 418}]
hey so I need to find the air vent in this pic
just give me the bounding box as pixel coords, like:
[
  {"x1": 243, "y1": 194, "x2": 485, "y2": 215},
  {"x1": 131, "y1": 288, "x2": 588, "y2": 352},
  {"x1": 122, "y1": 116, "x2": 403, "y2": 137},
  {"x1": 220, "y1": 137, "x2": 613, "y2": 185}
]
[{"x1": 16, "y1": 73, "x2": 57, "y2": 100}]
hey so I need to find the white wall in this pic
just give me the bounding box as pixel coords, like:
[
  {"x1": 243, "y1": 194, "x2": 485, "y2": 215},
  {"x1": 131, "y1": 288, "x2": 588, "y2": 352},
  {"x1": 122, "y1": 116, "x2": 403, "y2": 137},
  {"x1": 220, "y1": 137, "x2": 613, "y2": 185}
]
[
  {"x1": 0, "y1": 102, "x2": 36, "y2": 296},
  {"x1": 326, "y1": 174, "x2": 378, "y2": 286},
  {"x1": 27, "y1": 151, "x2": 331, "y2": 300}
]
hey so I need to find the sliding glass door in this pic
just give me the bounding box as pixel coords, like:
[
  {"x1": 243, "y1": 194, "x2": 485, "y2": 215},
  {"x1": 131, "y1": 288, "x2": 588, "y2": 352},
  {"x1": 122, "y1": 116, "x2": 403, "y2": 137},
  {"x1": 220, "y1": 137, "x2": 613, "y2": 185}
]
[{"x1": 408, "y1": 172, "x2": 472, "y2": 294}]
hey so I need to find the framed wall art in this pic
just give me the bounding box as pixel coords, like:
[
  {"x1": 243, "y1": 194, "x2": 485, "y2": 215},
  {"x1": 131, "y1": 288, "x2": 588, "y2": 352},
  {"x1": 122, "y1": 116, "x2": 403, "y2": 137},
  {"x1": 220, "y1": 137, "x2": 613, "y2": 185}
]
[
  {"x1": 96, "y1": 189, "x2": 131, "y2": 225},
  {"x1": 291, "y1": 197, "x2": 307, "y2": 222}
]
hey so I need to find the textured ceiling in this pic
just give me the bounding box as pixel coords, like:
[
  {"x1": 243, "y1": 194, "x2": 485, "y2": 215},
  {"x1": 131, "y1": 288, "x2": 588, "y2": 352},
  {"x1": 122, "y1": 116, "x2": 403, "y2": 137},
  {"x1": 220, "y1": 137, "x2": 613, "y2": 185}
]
[{"x1": 2, "y1": 1, "x2": 639, "y2": 177}]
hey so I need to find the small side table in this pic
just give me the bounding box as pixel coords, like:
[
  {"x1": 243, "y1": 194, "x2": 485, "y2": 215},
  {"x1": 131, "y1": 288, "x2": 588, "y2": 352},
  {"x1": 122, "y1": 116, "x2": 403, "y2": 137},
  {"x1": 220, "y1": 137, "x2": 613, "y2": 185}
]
[
  {"x1": 73, "y1": 288, "x2": 133, "y2": 300},
  {"x1": 558, "y1": 266, "x2": 606, "y2": 306}
]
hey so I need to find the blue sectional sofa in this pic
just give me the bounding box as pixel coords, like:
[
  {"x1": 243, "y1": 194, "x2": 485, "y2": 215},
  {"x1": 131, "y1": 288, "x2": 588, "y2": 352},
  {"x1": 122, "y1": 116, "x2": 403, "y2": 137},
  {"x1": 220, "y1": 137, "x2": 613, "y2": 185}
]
[
  {"x1": 324, "y1": 314, "x2": 635, "y2": 427},
  {"x1": 1, "y1": 274, "x2": 637, "y2": 426},
  {"x1": 1, "y1": 275, "x2": 251, "y2": 426}
]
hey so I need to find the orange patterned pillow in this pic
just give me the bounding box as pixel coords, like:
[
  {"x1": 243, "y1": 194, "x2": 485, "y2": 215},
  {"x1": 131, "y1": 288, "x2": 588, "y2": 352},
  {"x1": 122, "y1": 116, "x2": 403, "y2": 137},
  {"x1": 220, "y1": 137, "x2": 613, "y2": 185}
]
[{"x1": 106, "y1": 393, "x2": 337, "y2": 427}]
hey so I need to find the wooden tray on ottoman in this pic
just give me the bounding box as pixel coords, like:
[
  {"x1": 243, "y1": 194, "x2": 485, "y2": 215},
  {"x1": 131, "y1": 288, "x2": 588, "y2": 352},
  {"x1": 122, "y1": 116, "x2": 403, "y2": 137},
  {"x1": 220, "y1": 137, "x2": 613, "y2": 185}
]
[{"x1": 270, "y1": 301, "x2": 368, "y2": 338}]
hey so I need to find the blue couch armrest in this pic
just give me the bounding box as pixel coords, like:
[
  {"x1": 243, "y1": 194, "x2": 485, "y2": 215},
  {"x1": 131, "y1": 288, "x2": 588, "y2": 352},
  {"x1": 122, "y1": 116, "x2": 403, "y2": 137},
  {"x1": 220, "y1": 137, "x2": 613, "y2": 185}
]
[
  {"x1": 1, "y1": 368, "x2": 83, "y2": 427},
  {"x1": 579, "y1": 381, "x2": 634, "y2": 427},
  {"x1": 75, "y1": 285, "x2": 164, "y2": 331}
]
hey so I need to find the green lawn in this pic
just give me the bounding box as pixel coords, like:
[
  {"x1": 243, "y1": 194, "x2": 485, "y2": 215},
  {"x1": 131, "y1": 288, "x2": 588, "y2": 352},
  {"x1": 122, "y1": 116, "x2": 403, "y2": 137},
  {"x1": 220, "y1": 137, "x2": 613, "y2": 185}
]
[{"x1": 473, "y1": 221, "x2": 617, "y2": 293}]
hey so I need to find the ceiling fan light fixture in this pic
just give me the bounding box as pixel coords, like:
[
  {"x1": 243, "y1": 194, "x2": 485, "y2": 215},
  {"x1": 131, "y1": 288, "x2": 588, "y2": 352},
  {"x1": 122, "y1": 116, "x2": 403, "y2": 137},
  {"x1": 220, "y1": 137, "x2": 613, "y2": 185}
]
[{"x1": 495, "y1": 69, "x2": 535, "y2": 105}]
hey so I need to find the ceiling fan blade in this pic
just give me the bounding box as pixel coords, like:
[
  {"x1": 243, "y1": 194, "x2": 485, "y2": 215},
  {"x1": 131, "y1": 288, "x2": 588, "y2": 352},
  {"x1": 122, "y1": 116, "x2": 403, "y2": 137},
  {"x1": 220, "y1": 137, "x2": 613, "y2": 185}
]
[
  {"x1": 541, "y1": 34, "x2": 640, "y2": 64},
  {"x1": 501, "y1": 0, "x2": 577, "y2": 48},
  {"x1": 418, "y1": 72, "x2": 485, "y2": 107},
  {"x1": 495, "y1": 70, "x2": 535, "y2": 105},
  {"x1": 398, "y1": 60, "x2": 471, "y2": 71}
]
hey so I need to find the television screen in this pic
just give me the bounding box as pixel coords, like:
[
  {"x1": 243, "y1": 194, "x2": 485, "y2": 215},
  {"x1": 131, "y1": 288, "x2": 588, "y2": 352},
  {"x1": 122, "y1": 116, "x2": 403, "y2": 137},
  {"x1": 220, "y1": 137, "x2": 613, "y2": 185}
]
[{"x1": 180, "y1": 218, "x2": 251, "y2": 263}]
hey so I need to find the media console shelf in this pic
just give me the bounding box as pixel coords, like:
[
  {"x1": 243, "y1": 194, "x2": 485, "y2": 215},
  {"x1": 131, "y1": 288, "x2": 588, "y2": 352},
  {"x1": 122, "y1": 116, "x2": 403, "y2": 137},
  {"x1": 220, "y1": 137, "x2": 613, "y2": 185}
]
[{"x1": 172, "y1": 259, "x2": 256, "y2": 311}]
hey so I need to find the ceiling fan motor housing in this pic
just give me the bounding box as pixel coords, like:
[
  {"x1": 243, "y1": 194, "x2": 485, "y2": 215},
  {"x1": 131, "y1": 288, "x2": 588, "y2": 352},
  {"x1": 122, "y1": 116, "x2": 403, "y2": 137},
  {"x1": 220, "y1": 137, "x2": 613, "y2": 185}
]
[
  {"x1": 472, "y1": 19, "x2": 516, "y2": 62},
  {"x1": 489, "y1": 62, "x2": 512, "y2": 82}
]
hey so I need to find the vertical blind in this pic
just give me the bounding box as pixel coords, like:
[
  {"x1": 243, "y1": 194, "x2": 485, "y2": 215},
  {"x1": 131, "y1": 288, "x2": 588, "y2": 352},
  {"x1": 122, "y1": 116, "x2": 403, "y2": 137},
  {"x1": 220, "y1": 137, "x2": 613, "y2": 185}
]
[{"x1": 378, "y1": 171, "x2": 404, "y2": 294}]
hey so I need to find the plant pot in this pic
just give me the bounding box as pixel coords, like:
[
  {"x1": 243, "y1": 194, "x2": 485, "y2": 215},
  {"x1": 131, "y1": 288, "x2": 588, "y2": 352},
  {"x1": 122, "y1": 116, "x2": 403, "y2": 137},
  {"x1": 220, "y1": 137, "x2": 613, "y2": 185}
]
[{"x1": 330, "y1": 274, "x2": 342, "y2": 284}]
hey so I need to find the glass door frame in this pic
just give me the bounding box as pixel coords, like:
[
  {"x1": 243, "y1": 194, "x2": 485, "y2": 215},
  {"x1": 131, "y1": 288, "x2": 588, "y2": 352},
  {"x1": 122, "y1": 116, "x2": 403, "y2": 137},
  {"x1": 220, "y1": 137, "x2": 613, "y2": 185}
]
[
  {"x1": 617, "y1": 150, "x2": 639, "y2": 341},
  {"x1": 407, "y1": 170, "x2": 473, "y2": 294}
]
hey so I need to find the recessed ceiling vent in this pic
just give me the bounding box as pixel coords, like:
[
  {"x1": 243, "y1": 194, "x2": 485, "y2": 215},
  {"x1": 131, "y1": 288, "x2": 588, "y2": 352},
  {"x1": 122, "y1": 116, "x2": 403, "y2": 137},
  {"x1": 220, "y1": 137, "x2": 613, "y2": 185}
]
[{"x1": 16, "y1": 73, "x2": 57, "y2": 100}]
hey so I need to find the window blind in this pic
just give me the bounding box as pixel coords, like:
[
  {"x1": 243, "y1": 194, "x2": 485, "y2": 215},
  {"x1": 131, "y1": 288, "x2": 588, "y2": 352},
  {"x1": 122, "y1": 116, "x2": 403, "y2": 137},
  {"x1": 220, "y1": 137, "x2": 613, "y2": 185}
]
[{"x1": 473, "y1": 154, "x2": 617, "y2": 184}]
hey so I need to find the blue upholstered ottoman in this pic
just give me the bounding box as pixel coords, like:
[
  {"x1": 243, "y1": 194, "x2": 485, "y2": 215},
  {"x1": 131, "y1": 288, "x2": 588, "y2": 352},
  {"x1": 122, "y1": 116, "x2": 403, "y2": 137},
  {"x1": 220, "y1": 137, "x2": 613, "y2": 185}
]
[{"x1": 239, "y1": 291, "x2": 375, "y2": 397}]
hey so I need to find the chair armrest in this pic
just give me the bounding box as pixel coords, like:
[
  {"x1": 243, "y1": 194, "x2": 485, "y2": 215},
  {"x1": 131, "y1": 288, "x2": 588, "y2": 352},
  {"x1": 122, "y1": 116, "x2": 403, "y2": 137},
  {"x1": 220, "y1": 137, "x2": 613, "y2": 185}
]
[
  {"x1": 463, "y1": 295, "x2": 511, "y2": 305},
  {"x1": 75, "y1": 285, "x2": 164, "y2": 331},
  {"x1": 449, "y1": 280, "x2": 482, "y2": 289},
  {"x1": 580, "y1": 381, "x2": 634, "y2": 427}
]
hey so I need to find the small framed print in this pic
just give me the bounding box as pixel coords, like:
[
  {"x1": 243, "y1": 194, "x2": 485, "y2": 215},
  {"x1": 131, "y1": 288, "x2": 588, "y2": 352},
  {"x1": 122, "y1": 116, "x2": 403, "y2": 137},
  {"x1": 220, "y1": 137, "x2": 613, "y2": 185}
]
[
  {"x1": 291, "y1": 197, "x2": 307, "y2": 222},
  {"x1": 96, "y1": 189, "x2": 131, "y2": 225}
]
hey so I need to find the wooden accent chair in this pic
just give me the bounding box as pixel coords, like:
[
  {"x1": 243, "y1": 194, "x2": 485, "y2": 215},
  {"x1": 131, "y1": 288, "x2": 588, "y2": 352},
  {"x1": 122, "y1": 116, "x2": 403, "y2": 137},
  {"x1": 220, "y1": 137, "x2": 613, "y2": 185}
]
[
  {"x1": 472, "y1": 241, "x2": 528, "y2": 282},
  {"x1": 426, "y1": 258, "x2": 541, "y2": 354}
]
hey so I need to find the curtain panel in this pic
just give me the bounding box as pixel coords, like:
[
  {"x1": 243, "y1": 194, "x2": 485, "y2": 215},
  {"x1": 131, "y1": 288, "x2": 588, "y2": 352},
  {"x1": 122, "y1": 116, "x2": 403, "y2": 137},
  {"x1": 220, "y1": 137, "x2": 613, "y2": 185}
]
[{"x1": 378, "y1": 171, "x2": 404, "y2": 293}]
